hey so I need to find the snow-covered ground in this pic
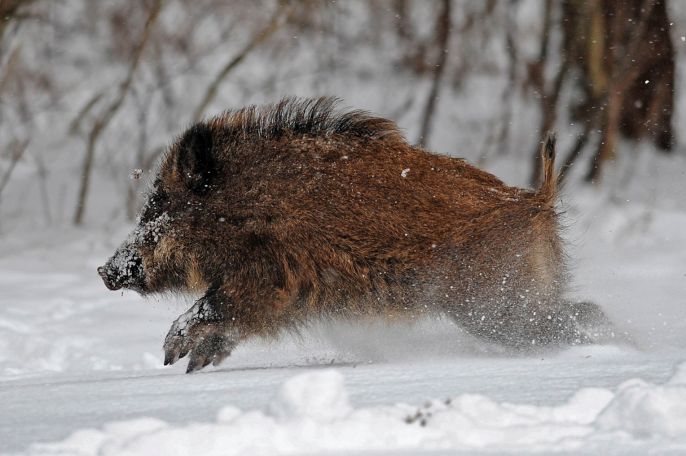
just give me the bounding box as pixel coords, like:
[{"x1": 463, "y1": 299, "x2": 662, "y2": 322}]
[{"x1": 1, "y1": 147, "x2": 685, "y2": 455}]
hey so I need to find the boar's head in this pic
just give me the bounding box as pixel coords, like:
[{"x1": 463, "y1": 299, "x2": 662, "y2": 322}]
[{"x1": 98, "y1": 123, "x2": 217, "y2": 295}]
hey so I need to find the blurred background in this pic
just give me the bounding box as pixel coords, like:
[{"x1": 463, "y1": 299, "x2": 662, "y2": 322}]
[
  {"x1": 1, "y1": 0, "x2": 684, "y2": 231},
  {"x1": 1, "y1": 3, "x2": 686, "y2": 438}
]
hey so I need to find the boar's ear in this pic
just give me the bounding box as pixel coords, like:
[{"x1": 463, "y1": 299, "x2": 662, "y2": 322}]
[{"x1": 174, "y1": 123, "x2": 215, "y2": 194}]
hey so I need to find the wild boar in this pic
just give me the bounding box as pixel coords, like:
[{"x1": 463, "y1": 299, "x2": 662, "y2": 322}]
[{"x1": 98, "y1": 97, "x2": 614, "y2": 373}]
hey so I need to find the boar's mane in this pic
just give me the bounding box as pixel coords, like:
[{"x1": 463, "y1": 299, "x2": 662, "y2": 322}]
[{"x1": 205, "y1": 96, "x2": 404, "y2": 144}]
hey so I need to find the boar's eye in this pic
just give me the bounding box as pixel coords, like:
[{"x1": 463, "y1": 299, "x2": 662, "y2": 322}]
[{"x1": 174, "y1": 123, "x2": 215, "y2": 194}]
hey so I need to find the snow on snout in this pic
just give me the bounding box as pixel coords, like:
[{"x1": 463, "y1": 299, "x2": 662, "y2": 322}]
[
  {"x1": 102, "y1": 244, "x2": 142, "y2": 288},
  {"x1": 102, "y1": 213, "x2": 171, "y2": 286}
]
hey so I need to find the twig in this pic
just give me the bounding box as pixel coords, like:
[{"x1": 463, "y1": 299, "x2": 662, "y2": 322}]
[
  {"x1": 557, "y1": 117, "x2": 595, "y2": 185},
  {"x1": 0, "y1": 0, "x2": 35, "y2": 51},
  {"x1": 31, "y1": 149, "x2": 52, "y2": 225},
  {"x1": 0, "y1": 45, "x2": 21, "y2": 95},
  {"x1": 478, "y1": 0, "x2": 519, "y2": 165},
  {"x1": 73, "y1": 0, "x2": 163, "y2": 225},
  {"x1": 68, "y1": 91, "x2": 105, "y2": 135},
  {"x1": 0, "y1": 139, "x2": 29, "y2": 197},
  {"x1": 417, "y1": 0, "x2": 451, "y2": 148},
  {"x1": 192, "y1": 5, "x2": 288, "y2": 122},
  {"x1": 528, "y1": 0, "x2": 569, "y2": 186}
]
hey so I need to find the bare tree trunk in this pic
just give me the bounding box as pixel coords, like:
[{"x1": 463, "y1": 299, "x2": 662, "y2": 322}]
[
  {"x1": 0, "y1": 0, "x2": 35, "y2": 50},
  {"x1": 559, "y1": 0, "x2": 673, "y2": 184},
  {"x1": 0, "y1": 139, "x2": 28, "y2": 197},
  {"x1": 392, "y1": 0, "x2": 412, "y2": 41},
  {"x1": 583, "y1": 0, "x2": 663, "y2": 183},
  {"x1": 557, "y1": 117, "x2": 593, "y2": 185},
  {"x1": 0, "y1": 139, "x2": 28, "y2": 231},
  {"x1": 528, "y1": 0, "x2": 568, "y2": 187},
  {"x1": 73, "y1": 0, "x2": 162, "y2": 225},
  {"x1": 31, "y1": 150, "x2": 53, "y2": 225},
  {"x1": 417, "y1": 0, "x2": 451, "y2": 148},
  {"x1": 478, "y1": 0, "x2": 519, "y2": 165},
  {"x1": 586, "y1": 89, "x2": 621, "y2": 182},
  {"x1": 496, "y1": 0, "x2": 518, "y2": 154}
]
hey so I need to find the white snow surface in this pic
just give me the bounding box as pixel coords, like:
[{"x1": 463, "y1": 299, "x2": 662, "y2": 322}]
[{"x1": 19, "y1": 367, "x2": 686, "y2": 455}]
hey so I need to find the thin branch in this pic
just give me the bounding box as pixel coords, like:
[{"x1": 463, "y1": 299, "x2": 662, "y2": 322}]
[
  {"x1": 617, "y1": 0, "x2": 657, "y2": 78},
  {"x1": 32, "y1": 149, "x2": 52, "y2": 225},
  {"x1": 0, "y1": 0, "x2": 36, "y2": 51},
  {"x1": 192, "y1": 5, "x2": 288, "y2": 122},
  {"x1": 528, "y1": 0, "x2": 567, "y2": 186},
  {"x1": 479, "y1": 0, "x2": 519, "y2": 164},
  {"x1": 68, "y1": 91, "x2": 105, "y2": 135},
  {"x1": 538, "y1": 0, "x2": 553, "y2": 63},
  {"x1": 557, "y1": 118, "x2": 594, "y2": 185},
  {"x1": 417, "y1": 0, "x2": 451, "y2": 148},
  {"x1": 73, "y1": 0, "x2": 163, "y2": 225},
  {"x1": 0, "y1": 139, "x2": 29, "y2": 197},
  {"x1": 0, "y1": 45, "x2": 21, "y2": 95}
]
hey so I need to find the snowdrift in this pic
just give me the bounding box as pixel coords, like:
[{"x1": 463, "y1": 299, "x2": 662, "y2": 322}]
[{"x1": 25, "y1": 364, "x2": 686, "y2": 455}]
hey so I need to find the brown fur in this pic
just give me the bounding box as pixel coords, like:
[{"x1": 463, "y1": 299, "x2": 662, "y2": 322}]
[{"x1": 100, "y1": 97, "x2": 604, "y2": 372}]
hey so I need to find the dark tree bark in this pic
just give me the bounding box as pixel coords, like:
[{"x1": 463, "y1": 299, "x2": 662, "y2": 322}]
[
  {"x1": 527, "y1": 0, "x2": 568, "y2": 187},
  {"x1": 417, "y1": 0, "x2": 451, "y2": 148},
  {"x1": 562, "y1": 0, "x2": 674, "y2": 183},
  {"x1": 527, "y1": 0, "x2": 675, "y2": 186},
  {"x1": 0, "y1": 0, "x2": 34, "y2": 47}
]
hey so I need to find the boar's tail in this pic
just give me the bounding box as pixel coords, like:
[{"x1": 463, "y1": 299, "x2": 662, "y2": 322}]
[{"x1": 537, "y1": 131, "x2": 557, "y2": 206}]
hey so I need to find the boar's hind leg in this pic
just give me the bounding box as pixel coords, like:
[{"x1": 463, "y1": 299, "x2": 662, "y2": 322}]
[
  {"x1": 567, "y1": 300, "x2": 626, "y2": 345},
  {"x1": 447, "y1": 299, "x2": 624, "y2": 350},
  {"x1": 445, "y1": 298, "x2": 578, "y2": 349},
  {"x1": 163, "y1": 287, "x2": 237, "y2": 373}
]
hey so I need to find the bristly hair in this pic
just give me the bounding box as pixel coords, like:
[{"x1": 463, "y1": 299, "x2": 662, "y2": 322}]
[{"x1": 207, "y1": 96, "x2": 405, "y2": 143}]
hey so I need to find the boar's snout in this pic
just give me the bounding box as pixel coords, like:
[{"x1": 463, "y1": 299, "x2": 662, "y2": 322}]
[
  {"x1": 97, "y1": 265, "x2": 122, "y2": 290},
  {"x1": 97, "y1": 246, "x2": 145, "y2": 292}
]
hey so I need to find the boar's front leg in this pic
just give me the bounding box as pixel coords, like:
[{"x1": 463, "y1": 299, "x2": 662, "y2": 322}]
[{"x1": 163, "y1": 286, "x2": 237, "y2": 373}]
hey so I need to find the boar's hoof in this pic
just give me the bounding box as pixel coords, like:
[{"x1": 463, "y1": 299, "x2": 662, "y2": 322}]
[
  {"x1": 185, "y1": 333, "x2": 237, "y2": 373},
  {"x1": 163, "y1": 316, "x2": 235, "y2": 373}
]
